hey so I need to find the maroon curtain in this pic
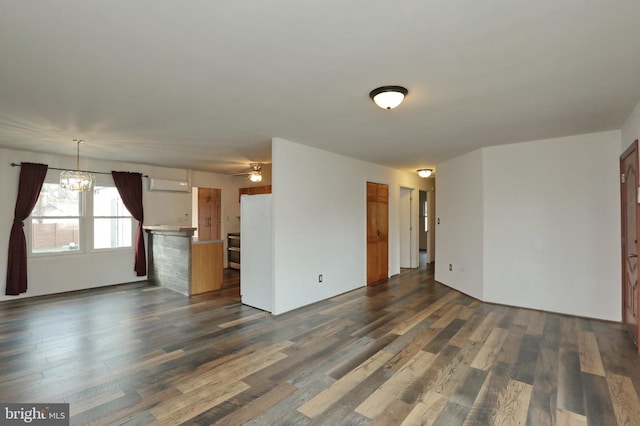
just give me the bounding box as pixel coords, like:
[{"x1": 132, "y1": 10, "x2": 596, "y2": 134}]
[
  {"x1": 112, "y1": 171, "x2": 146, "y2": 276},
  {"x1": 6, "y1": 163, "x2": 48, "y2": 295}
]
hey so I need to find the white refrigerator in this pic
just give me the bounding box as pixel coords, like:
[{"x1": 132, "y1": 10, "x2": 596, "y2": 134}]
[{"x1": 240, "y1": 193, "x2": 273, "y2": 312}]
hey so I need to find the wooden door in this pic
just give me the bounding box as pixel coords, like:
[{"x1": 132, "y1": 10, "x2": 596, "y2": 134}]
[
  {"x1": 367, "y1": 182, "x2": 388, "y2": 284},
  {"x1": 621, "y1": 140, "x2": 640, "y2": 352},
  {"x1": 197, "y1": 188, "x2": 221, "y2": 241}
]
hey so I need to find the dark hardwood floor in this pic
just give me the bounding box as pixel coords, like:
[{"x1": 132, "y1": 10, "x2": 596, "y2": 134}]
[{"x1": 1, "y1": 265, "x2": 639, "y2": 425}]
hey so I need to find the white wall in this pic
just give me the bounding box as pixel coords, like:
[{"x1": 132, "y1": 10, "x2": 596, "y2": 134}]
[
  {"x1": 622, "y1": 98, "x2": 640, "y2": 152},
  {"x1": 0, "y1": 147, "x2": 244, "y2": 301},
  {"x1": 271, "y1": 138, "x2": 428, "y2": 315},
  {"x1": 435, "y1": 130, "x2": 621, "y2": 321},
  {"x1": 434, "y1": 149, "x2": 485, "y2": 299},
  {"x1": 482, "y1": 131, "x2": 621, "y2": 320}
]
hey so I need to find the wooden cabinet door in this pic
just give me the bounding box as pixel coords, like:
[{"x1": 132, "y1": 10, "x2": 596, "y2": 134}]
[
  {"x1": 367, "y1": 182, "x2": 388, "y2": 284},
  {"x1": 198, "y1": 203, "x2": 212, "y2": 240},
  {"x1": 197, "y1": 188, "x2": 221, "y2": 241}
]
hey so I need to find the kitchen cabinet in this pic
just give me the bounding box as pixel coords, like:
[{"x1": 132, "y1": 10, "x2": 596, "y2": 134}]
[
  {"x1": 144, "y1": 226, "x2": 223, "y2": 296},
  {"x1": 238, "y1": 185, "x2": 271, "y2": 201},
  {"x1": 367, "y1": 182, "x2": 389, "y2": 284},
  {"x1": 198, "y1": 187, "x2": 221, "y2": 241}
]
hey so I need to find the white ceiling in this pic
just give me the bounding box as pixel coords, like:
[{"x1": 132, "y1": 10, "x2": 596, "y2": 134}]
[{"x1": 1, "y1": 1, "x2": 640, "y2": 175}]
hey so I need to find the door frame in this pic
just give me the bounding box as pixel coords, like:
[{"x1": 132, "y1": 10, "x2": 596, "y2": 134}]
[
  {"x1": 399, "y1": 186, "x2": 415, "y2": 268},
  {"x1": 620, "y1": 139, "x2": 640, "y2": 351}
]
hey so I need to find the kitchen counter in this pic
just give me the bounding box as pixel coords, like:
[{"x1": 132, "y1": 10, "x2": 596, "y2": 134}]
[
  {"x1": 143, "y1": 225, "x2": 196, "y2": 235},
  {"x1": 192, "y1": 238, "x2": 224, "y2": 244},
  {"x1": 144, "y1": 226, "x2": 223, "y2": 296}
]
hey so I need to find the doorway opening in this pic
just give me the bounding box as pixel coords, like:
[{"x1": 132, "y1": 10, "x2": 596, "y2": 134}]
[
  {"x1": 399, "y1": 187, "x2": 415, "y2": 269},
  {"x1": 419, "y1": 190, "x2": 429, "y2": 267}
]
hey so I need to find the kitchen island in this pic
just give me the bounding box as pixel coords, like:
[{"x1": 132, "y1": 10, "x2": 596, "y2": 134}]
[{"x1": 144, "y1": 225, "x2": 223, "y2": 296}]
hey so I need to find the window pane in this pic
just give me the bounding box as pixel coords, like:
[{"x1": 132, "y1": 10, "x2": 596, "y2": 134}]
[
  {"x1": 94, "y1": 218, "x2": 132, "y2": 249},
  {"x1": 31, "y1": 218, "x2": 80, "y2": 252},
  {"x1": 33, "y1": 183, "x2": 80, "y2": 217},
  {"x1": 94, "y1": 187, "x2": 130, "y2": 217}
]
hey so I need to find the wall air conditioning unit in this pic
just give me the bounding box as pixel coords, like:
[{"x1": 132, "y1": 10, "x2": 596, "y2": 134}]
[{"x1": 148, "y1": 178, "x2": 191, "y2": 193}]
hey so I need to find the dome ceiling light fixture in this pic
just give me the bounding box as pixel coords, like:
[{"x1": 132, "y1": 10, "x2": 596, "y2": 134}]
[
  {"x1": 417, "y1": 169, "x2": 433, "y2": 178},
  {"x1": 60, "y1": 139, "x2": 94, "y2": 191},
  {"x1": 369, "y1": 85, "x2": 408, "y2": 110}
]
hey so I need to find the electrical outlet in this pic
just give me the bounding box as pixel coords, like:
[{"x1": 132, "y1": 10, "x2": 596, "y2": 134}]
[
  {"x1": 319, "y1": 274, "x2": 323, "y2": 283},
  {"x1": 448, "y1": 264, "x2": 452, "y2": 271}
]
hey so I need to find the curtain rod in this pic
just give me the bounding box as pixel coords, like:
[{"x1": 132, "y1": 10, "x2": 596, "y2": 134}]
[{"x1": 10, "y1": 162, "x2": 149, "y2": 178}]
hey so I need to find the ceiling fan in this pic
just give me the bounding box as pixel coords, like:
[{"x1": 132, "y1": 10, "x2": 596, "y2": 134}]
[{"x1": 232, "y1": 163, "x2": 263, "y2": 183}]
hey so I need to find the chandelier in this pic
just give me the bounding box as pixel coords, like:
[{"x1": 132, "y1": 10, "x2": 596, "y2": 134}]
[{"x1": 60, "y1": 139, "x2": 94, "y2": 191}]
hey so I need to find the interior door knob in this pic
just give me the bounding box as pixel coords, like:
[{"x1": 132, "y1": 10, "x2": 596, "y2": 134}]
[{"x1": 630, "y1": 253, "x2": 638, "y2": 258}]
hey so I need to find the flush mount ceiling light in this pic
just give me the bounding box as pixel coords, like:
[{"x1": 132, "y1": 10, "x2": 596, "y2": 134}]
[
  {"x1": 417, "y1": 169, "x2": 433, "y2": 178},
  {"x1": 369, "y1": 85, "x2": 408, "y2": 110},
  {"x1": 60, "y1": 139, "x2": 94, "y2": 191}
]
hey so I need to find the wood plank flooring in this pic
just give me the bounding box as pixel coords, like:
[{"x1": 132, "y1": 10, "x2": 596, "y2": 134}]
[{"x1": 1, "y1": 265, "x2": 639, "y2": 425}]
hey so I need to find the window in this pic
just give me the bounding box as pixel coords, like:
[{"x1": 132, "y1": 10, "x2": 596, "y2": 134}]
[
  {"x1": 93, "y1": 186, "x2": 132, "y2": 249},
  {"x1": 31, "y1": 183, "x2": 82, "y2": 253},
  {"x1": 29, "y1": 180, "x2": 134, "y2": 254}
]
